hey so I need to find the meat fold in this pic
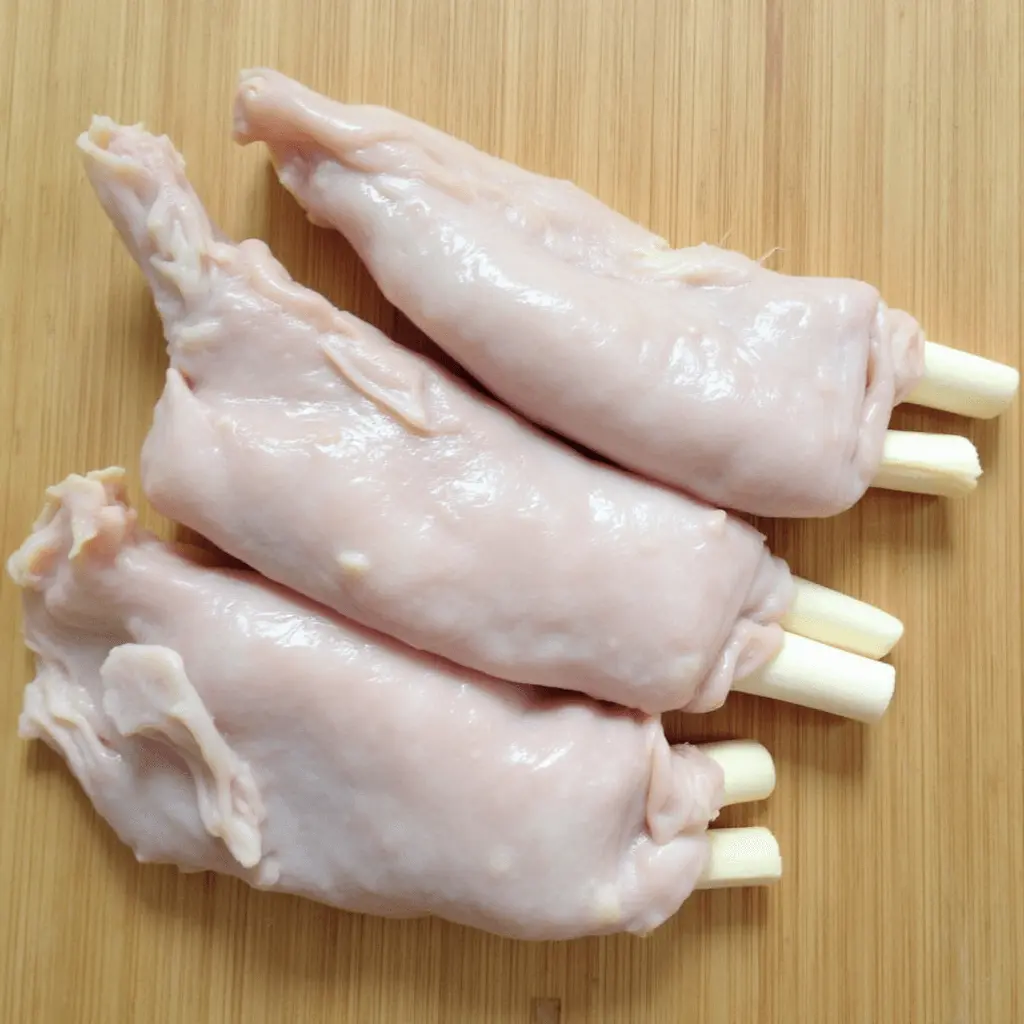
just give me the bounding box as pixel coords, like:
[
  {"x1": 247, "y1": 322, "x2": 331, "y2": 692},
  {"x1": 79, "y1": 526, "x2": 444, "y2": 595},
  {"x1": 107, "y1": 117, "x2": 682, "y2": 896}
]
[
  {"x1": 8, "y1": 468, "x2": 724, "y2": 940},
  {"x1": 231, "y1": 68, "x2": 926, "y2": 519},
  {"x1": 78, "y1": 117, "x2": 792, "y2": 716}
]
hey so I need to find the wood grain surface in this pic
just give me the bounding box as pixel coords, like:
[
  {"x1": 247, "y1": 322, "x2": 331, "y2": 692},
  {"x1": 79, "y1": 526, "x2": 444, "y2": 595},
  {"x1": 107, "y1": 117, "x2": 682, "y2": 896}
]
[{"x1": 1, "y1": 1, "x2": 1021, "y2": 1021}]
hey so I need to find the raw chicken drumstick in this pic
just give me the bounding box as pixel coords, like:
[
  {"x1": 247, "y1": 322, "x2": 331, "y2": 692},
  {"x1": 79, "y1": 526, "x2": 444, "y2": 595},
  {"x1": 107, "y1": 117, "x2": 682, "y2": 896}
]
[
  {"x1": 7, "y1": 468, "x2": 780, "y2": 941},
  {"x1": 232, "y1": 69, "x2": 1018, "y2": 519},
  {"x1": 80, "y1": 118, "x2": 898, "y2": 722}
]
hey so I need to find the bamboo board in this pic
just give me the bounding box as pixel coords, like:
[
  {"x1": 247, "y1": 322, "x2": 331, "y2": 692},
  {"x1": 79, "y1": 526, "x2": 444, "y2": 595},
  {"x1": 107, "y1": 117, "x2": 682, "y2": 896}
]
[{"x1": 1, "y1": 1, "x2": 1021, "y2": 1021}]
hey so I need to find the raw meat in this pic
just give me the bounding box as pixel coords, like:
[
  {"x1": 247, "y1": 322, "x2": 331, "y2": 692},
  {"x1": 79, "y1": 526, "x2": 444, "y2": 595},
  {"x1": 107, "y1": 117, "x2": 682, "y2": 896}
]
[
  {"x1": 78, "y1": 117, "x2": 791, "y2": 716},
  {"x1": 231, "y1": 68, "x2": 926, "y2": 519},
  {"x1": 8, "y1": 468, "x2": 724, "y2": 940}
]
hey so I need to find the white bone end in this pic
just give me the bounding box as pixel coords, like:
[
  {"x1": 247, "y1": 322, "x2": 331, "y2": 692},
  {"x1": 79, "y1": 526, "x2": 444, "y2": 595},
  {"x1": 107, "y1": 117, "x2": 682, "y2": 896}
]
[
  {"x1": 734, "y1": 632, "x2": 896, "y2": 723},
  {"x1": 696, "y1": 827, "x2": 782, "y2": 889},
  {"x1": 698, "y1": 740, "x2": 776, "y2": 806},
  {"x1": 909, "y1": 341, "x2": 1020, "y2": 419},
  {"x1": 874, "y1": 430, "x2": 981, "y2": 498},
  {"x1": 782, "y1": 577, "x2": 904, "y2": 659}
]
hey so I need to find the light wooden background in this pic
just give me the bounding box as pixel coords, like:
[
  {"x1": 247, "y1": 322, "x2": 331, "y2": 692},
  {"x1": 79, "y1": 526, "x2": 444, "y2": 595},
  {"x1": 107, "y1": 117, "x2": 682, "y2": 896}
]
[{"x1": 1, "y1": 1, "x2": 1021, "y2": 1021}]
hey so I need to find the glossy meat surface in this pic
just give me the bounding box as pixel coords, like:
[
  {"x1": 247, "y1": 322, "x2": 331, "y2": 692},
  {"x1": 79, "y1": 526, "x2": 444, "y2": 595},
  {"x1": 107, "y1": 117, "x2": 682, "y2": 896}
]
[
  {"x1": 78, "y1": 118, "x2": 791, "y2": 715},
  {"x1": 8, "y1": 469, "x2": 724, "y2": 940},
  {"x1": 232, "y1": 68, "x2": 926, "y2": 518}
]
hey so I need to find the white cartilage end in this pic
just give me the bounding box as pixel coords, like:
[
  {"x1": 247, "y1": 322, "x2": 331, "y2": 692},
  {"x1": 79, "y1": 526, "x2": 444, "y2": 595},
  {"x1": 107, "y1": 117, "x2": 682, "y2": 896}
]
[
  {"x1": 697, "y1": 740, "x2": 776, "y2": 806},
  {"x1": 695, "y1": 827, "x2": 782, "y2": 889},
  {"x1": 873, "y1": 429, "x2": 981, "y2": 498},
  {"x1": 733, "y1": 631, "x2": 895, "y2": 723},
  {"x1": 908, "y1": 341, "x2": 1020, "y2": 419},
  {"x1": 781, "y1": 577, "x2": 904, "y2": 659}
]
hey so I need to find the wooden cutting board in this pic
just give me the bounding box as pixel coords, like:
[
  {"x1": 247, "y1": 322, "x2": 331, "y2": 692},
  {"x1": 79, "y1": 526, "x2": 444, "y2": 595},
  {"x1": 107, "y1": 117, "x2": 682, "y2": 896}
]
[{"x1": 1, "y1": 1, "x2": 1021, "y2": 1021}]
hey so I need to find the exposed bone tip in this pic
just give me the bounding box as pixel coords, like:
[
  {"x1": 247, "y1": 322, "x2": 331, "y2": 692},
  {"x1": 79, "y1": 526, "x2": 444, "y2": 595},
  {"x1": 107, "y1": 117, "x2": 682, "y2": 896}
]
[
  {"x1": 5, "y1": 548, "x2": 33, "y2": 588},
  {"x1": 910, "y1": 341, "x2": 1020, "y2": 419},
  {"x1": 236, "y1": 70, "x2": 269, "y2": 104},
  {"x1": 238, "y1": 67, "x2": 270, "y2": 84},
  {"x1": 734, "y1": 631, "x2": 896, "y2": 723},
  {"x1": 77, "y1": 117, "x2": 144, "y2": 178},
  {"x1": 88, "y1": 114, "x2": 116, "y2": 141},
  {"x1": 696, "y1": 827, "x2": 782, "y2": 889},
  {"x1": 698, "y1": 740, "x2": 776, "y2": 805},
  {"x1": 233, "y1": 73, "x2": 271, "y2": 141},
  {"x1": 875, "y1": 430, "x2": 982, "y2": 499},
  {"x1": 782, "y1": 577, "x2": 904, "y2": 659}
]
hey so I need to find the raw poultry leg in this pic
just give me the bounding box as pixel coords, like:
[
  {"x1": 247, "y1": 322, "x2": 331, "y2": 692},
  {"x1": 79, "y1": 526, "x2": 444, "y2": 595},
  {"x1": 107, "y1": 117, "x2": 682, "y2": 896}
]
[
  {"x1": 9, "y1": 468, "x2": 736, "y2": 940},
  {"x1": 78, "y1": 117, "x2": 793, "y2": 716},
  {"x1": 231, "y1": 68, "x2": 928, "y2": 519}
]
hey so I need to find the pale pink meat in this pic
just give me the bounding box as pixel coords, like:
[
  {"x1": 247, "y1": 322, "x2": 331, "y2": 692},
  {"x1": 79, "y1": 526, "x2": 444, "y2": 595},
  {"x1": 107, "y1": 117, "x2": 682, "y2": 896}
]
[
  {"x1": 231, "y1": 68, "x2": 926, "y2": 519},
  {"x1": 8, "y1": 469, "x2": 723, "y2": 940},
  {"x1": 77, "y1": 118, "x2": 792, "y2": 716}
]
